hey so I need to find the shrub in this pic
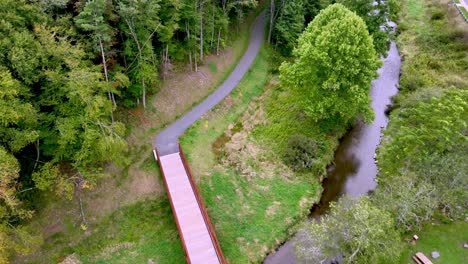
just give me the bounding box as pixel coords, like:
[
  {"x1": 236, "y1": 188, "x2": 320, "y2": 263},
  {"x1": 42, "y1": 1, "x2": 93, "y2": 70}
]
[
  {"x1": 430, "y1": 8, "x2": 444, "y2": 20},
  {"x1": 283, "y1": 134, "x2": 321, "y2": 171}
]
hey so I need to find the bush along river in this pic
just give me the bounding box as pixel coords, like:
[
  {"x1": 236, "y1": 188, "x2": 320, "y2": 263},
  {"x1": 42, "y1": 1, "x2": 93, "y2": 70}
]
[{"x1": 263, "y1": 41, "x2": 402, "y2": 264}]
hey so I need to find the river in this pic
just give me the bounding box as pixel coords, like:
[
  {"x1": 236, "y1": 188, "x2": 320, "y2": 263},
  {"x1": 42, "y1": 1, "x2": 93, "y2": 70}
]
[{"x1": 263, "y1": 41, "x2": 401, "y2": 264}]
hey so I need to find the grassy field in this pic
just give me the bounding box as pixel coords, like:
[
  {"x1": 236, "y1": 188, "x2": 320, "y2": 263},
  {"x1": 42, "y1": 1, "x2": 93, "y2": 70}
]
[{"x1": 398, "y1": 222, "x2": 468, "y2": 263}]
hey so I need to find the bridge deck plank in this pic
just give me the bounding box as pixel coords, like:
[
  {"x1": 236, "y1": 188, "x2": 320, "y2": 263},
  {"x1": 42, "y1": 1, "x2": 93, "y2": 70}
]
[{"x1": 159, "y1": 152, "x2": 220, "y2": 264}]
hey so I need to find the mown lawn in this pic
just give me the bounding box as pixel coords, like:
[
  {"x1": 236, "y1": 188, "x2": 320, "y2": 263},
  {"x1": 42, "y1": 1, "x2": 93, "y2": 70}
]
[{"x1": 398, "y1": 221, "x2": 468, "y2": 264}]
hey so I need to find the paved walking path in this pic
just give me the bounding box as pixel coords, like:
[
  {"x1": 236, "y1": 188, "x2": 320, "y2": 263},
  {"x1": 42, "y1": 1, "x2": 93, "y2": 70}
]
[
  {"x1": 155, "y1": 11, "x2": 266, "y2": 155},
  {"x1": 460, "y1": 0, "x2": 468, "y2": 10},
  {"x1": 455, "y1": 0, "x2": 468, "y2": 21}
]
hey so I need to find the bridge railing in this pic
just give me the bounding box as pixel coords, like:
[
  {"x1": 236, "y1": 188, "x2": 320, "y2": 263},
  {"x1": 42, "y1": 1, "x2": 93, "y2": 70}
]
[
  {"x1": 178, "y1": 143, "x2": 227, "y2": 264},
  {"x1": 154, "y1": 147, "x2": 191, "y2": 264},
  {"x1": 154, "y1": 145, "x2": 227, "y2": 264}
]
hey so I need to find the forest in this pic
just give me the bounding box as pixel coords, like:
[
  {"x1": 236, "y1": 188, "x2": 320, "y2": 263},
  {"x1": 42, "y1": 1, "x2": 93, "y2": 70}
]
[
  {"x1": 1, "y1": 0, "x2": 466, "y2": 263},
  {"x1": 1, "y1": 0, "x2": 259, "y2": 259}
]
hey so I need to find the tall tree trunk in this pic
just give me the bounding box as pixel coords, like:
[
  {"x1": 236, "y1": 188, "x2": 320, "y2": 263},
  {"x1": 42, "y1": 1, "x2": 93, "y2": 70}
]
[
  {"x1": 268, "y1": 0, "x2": 275, "y2": 44},
  {"x1": 200, "y1": 0, "x2": 204, "y2": 62},
  {"x1": 99, "y1": 37, "x2": 115, "y2": 122},
  {"x1": 142, "y1": 77, "x2": 146, "y2": 109},
  {"x1": 210, "y1": 3, "x2": 215, "y2": 50},
  {"x1": 186, "y1": 22, "x2": 193, "y2": 71},
  {"x1": 165, "y1": 44, "x2": 169, "y2": 69},
  {"x1": 194, "y1": 52, "x2": 198, "y2": 72},
  {"x1": 216, "y1": 27, "x2": 221, "y2": 56},
  {"x1": 33, "y1": 139, "x2": 40, "y2": 172}
]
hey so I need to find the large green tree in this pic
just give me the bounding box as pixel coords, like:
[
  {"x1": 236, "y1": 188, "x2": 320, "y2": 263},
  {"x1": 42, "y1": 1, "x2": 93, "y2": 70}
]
[
  {"x1": 296, "y1": 196, "x2": 401, "y2": 263},
  {"x1": 279, "y1": 4, "x2": 381, "y2": 130}
]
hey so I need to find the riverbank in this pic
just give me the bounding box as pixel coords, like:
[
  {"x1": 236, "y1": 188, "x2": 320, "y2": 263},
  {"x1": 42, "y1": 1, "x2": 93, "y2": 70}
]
[{"x1": 376, "y1": 0, "x2": 468, "y2": 263}]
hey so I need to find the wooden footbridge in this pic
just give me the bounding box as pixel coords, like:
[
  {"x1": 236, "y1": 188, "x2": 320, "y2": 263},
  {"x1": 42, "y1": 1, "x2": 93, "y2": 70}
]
[{"x1": 154, "y1": 144, "x2": 226, "y2": 264}]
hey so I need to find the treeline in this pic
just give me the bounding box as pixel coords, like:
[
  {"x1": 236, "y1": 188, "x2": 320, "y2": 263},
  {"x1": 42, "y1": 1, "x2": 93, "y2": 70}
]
[
  {"x1": 0, "y1": 0, "x2": 257, "y2": 260},
  {"x1": 268, "y1": 0, "x2": 399, "y2": 56}
]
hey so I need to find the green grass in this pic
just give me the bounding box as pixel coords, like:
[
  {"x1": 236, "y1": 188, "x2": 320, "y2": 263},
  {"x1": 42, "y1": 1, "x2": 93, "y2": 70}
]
[
  {"x1": 23, "y1": 199, "x2": 185, "y2": 264},
  {"x1": 75, "y1": 199, "x2": 184, "y2": 264},
  {"x1": 180, "y1": 47, "x2": 271, "y2": 177},
  {"x1": 252, "y1": 84, "x2": 342, "y2": 176},
  {"x1": 208, "y1": 61, "x2": 218, "y2": 73},
  {"x1": 201, "y1": 170, "x2": 317, "y2": 262},
  {"x1": 398, "y1": 222, "x2": 468, "y2": 264}
]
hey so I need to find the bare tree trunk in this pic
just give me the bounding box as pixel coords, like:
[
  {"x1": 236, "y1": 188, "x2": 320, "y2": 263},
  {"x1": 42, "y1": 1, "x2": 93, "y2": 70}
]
[
  {"x1": 210, "y1": 3, "x2": 215, "y2": 50},
  {"x1": 194, "y1": 52, "x2": 198, "y2": 72},
  {"x1": 79, "y1": 196, "x2": 87, "y2": 226},
  {"x1": 99, "y1": 37, "x2": 115, "y2": 122},
  {"x1": 33, "y1": 139, "x2": 40, "y2": 172},
  {"x1": 186, "y1": 22, "x2": 193, "y2": 71},
  {"x1": 200, "y1": 0, "x2": 204, "y2": 62},
  {"x1": 268, "y1": 0, "x2": 275, "y2": 44},
  {"x1": 165, "y1": 44, "x2": 169, "y2": 69},
  {"x1": 124, "y1": 19, "x2": 148, "y2": 110},
  {"x1": 189, "y1": 52, "x2": 193, "y2": 71},
  {"x1": 142, "y1": 77, "x2": 146, "y2": 109},
  {"x1": 216, "y1": 27, "x2": 221, "y2": 56}
]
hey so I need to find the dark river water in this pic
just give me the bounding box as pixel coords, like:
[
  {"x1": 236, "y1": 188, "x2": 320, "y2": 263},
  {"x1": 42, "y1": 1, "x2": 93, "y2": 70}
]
[{"x1": 263, "y1": 41, "x2": 401, "y2": 264}]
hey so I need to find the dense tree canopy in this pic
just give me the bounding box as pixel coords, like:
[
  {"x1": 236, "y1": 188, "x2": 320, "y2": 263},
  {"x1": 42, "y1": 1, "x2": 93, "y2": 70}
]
[{"x1": 279, "y1": 4, "x2": 381, "y2": 130}]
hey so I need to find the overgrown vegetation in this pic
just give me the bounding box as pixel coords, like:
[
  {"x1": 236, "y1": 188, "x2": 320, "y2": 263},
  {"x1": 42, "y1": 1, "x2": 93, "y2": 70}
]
[
  {"x1": 283, "y1": 134, "x2": 323, "y2": 172},
  {"x1": 179, "y1": 4, "x2": 388, "y2": 263},
  {"x1": 375, "y1": 0, "x2": 467, "y2": 231},
  {"x1": 297, "y1": 197, "x2": 401, "y2": 263}
]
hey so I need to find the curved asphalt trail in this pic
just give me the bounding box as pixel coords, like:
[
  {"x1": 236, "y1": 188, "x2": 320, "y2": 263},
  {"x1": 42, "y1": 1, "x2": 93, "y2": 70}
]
[{"x1": 155, "y1": 11, "x2": 266, "y2": 156}]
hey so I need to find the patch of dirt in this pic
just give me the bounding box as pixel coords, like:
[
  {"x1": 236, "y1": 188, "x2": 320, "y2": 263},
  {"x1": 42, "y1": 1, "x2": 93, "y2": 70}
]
[
  {"x1": 84, "y1": 163, "x2": 164, "y2": 218},
  {"x1": 59, "y1": 254, "x2": 82, "y2": 264},
  {"x1": 96, "y1": 242, "x2": 135, "y2": 260},
  {"x1": 266, "y1": 201, "x2": 282, "y2": 217}
]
